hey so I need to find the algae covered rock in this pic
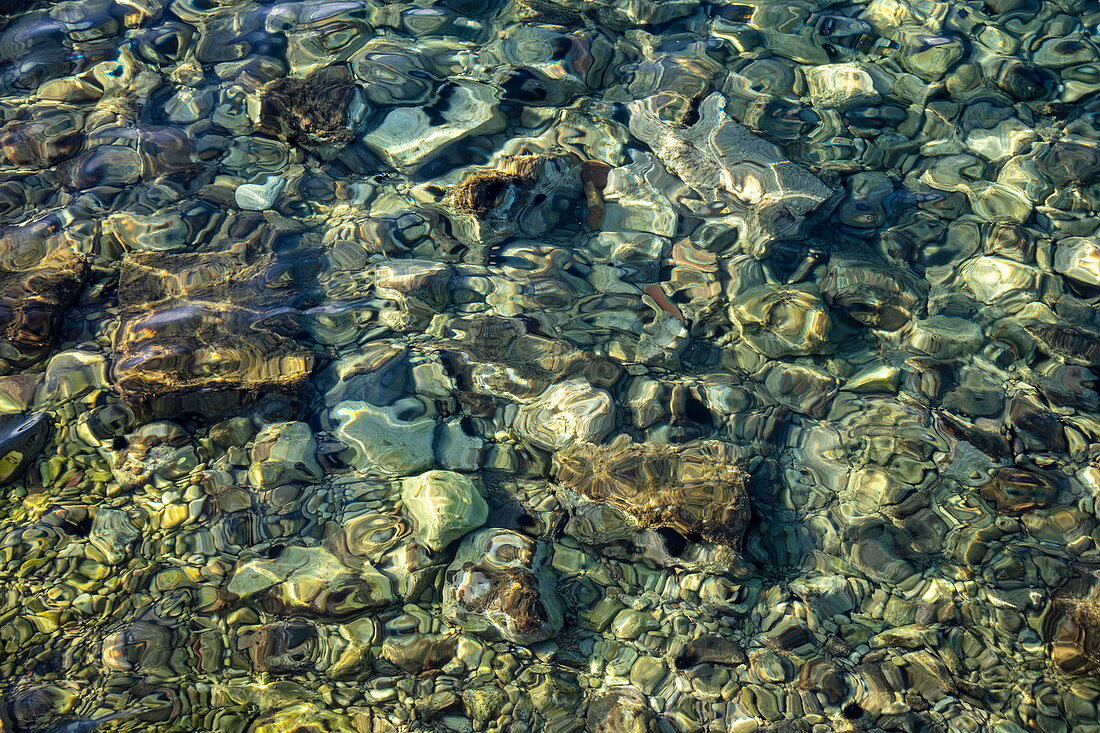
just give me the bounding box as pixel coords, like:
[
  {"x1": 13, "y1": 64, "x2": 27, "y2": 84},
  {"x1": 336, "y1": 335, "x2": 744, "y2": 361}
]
[
  {"x1": 256, "y1": 69, "x2": 366, "y2": 157},
  {"x1": 401, "y1": 470, "x2": 488, "y2": 551},
  {"x1": 438, "y1": 153, "x2": 583, "y2": 246},
  {"x1": 553, "y1": 437, "x2": 750, "y2": 549},
  {"x1": 443, "y1": 528, "x2": 563, "y2": 645}
]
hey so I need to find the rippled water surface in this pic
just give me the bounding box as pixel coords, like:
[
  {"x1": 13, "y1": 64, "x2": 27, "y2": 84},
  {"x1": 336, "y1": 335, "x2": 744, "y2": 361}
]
[{"x1": 1, "y1": 0, "x2": 1099, "y2": 730}]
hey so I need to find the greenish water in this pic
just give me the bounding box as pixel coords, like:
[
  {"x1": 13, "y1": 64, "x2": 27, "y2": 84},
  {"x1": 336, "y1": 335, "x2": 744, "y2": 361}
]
[{"x1": 0, "y1": 0, "x2": 1098, "y2": 731}]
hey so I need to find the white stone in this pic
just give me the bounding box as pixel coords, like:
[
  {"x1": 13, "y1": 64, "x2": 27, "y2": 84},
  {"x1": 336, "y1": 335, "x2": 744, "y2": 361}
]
[{"x1": 235, "y1": 175, "x2": 285, "y2": 211}]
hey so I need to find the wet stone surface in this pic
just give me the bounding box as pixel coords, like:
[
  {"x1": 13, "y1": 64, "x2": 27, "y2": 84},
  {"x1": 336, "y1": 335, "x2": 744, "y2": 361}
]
[{"x1": 0, "y1": 0, "x2": 1098, "y2": 731}]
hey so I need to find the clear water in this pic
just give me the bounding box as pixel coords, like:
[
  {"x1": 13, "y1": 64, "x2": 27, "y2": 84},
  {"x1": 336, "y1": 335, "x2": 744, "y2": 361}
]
[{"x1": 0, "y1": 0, "x2": 1099, "y2": 731}]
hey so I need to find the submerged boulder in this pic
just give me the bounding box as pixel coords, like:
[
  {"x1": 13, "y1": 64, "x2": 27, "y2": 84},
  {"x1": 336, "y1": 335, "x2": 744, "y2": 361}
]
[
  {"x1": 443, "y1": 528, "x2": 563, "y2": 645},
  {"x1": 553, "y1": 437, "x2": 750, "y2": 549},
  {"x1": 112, "y1": 246, "x2": 313, "y2": 398},
  {"x1": 401, "y1": 470, "x2": 488, "y2": 551}
]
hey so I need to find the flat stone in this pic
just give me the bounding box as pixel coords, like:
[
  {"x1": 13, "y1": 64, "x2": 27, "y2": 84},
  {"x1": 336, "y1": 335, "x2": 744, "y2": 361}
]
[
  {"x1": 330, "y1": 400, "x2": 435, "y2": 477},
  {"x1": 235, "y1": 175, "x2": 285, "y2": 211}
]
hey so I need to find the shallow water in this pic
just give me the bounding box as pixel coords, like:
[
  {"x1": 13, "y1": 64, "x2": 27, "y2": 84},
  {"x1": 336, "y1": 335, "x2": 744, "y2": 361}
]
[{"x1": 0, "y1": 0, "x2": 1099, "y2": 730}]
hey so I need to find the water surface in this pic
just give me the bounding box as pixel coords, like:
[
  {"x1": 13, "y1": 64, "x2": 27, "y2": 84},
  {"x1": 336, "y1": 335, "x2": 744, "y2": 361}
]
[{"x1": 0, "y1": 0, "x2": 1099, "y2": 731}]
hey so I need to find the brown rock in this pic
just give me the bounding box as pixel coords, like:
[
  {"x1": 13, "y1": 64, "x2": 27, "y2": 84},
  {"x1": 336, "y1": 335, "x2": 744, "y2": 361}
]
[
  {"x1": 553, "y1": 437, "x2": 750, "y2": 549},
  {"x1": 112, "y1": 243, "x2": 313, "y2": 398}
]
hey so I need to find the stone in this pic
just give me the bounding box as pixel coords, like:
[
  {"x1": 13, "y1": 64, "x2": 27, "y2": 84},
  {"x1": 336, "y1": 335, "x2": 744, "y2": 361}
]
[
  {"x1": 443, "y1": 529, "x2": 564, "y2": 645},
  {"x1": 1054, "y1": 237, "x2": 1100, "y2": 287},
  {"x1": 235, "y1": 175, "x2": 285, "y2": 211},
  {"x1": 401, "y1": 470, "x2": 488, "y2": 551},
  {"x1": 330, "y1": 401, "x2": 435, "y2": 477},
  {"x1": 228, "y1": 546, "x2": 395, "y2": 618},
  {"x1": 248, "y1": 421, "x2": 322, "y2": 489}
]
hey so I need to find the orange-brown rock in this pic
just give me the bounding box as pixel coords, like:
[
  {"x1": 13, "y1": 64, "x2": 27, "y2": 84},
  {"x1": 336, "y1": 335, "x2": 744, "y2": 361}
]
[{"x1": 553, "y1": 437, "x2": 749, "y2": 549}]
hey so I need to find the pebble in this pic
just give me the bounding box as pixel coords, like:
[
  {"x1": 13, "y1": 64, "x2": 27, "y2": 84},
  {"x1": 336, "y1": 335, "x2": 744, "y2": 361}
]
[{"x1": 235, "y1": 175, "x2": 286, "y2": 211}]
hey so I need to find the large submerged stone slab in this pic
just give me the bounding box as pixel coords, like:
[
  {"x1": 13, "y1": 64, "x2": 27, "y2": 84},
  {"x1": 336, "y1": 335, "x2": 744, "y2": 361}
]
[
  {"x1": 112, "y1": 246, "x2": 313, "y2": 398},
  {"x1": 553, "y1": 437, "x2": 750, "y2": 549}
]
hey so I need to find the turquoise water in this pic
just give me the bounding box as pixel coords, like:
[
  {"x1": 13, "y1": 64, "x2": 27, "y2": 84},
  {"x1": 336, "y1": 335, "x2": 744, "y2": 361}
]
[{"x1": 0, "y1": 0, "x2": 1099, "y2": 730}]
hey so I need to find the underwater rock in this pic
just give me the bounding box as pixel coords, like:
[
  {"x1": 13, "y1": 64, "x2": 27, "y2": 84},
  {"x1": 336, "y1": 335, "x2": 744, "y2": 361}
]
[
  {"x1": 0, "y1": 111, "x2": 84, "y2": 168},
  {"x1": 228, "y1": 545, "x2": 395, "y2": 618},
  {"x1": 821, "y1": 259, "x2": 926, "y2": 331},
  {"x1": 907, "y1": 316, "x2": 984, "y2": 360},
  {"x1": 804, "y1": 63, "x2": 881, "y2": 109},
  {"x1": 2, "y1": 0, "x2": 1100, "y2": 728},
  {"x1": 553, "y1": 437, "x2": 749, "y2": 549},
  {"x1": 249, "y1": 704, "x2": 358, "y2": 733},
  {"x1": 514, "y1": 379, "x2": 614, "y2": 451},
  {"x1": 319, "y1": 344, "x2": 410, "y2": 407},
  {"x1": 434, "y1": 419, "x2": 483, "y2": 471},
  {"x1": 0, "y1": 412, "x2": 48, "y2": 485},
  {"x1": 675, "y1": 635, "x2": 748, "y2": 669},
  {"x1": 401, "y1": 470, "x2": 488, "y2": 551},
  {"x1": 443, "y1": 528, "x2": 563, "y2": 645},
  {"x1": 0, "y1": 252, "x2": 87, "y2": 368},
  {"x1": 101, "y1": 621, "x2": 177, "y2": 676},
  {"x1": 961, "y1": 255, "x2": 1039, "y2": 306},
  {"x1": 729, "y1": 285, "x2": 831, "y2": 358},
  {"x1": 330, "y1": 400, "x2": 435, "y2": 476},
  {"x1": 108, "y1": 421, "x2": 199, "y2": 490},
  {"x1": 437, "y1": 153, "x2": 583, "y2": 246},
  {"x1": 1054, "y1": 237, "x2": 1100, "y2": 287},
  {"x1": 761, "y1": 361, "x2": 839, "y2": 417},
  {"x1": 1048, "y1": 571, "x2": 1100, "y2": 675},
  {"x1": 1025, "y1": 322, "x2": 1100, "y2": 366},
  {"x1": 352, "y1": 41, "x2": 436, "y2": 106},
  {"x1": 248, "y1": 421, "x2": 322, "y2": 489},
  {"x1": 35, "y1": 350, "x2": 108, "y2": 406},
  {"x1": 374, "y1": 259, "x2": 451, "y2": 331},
  {"x1": 380, "y1": 633, "x2": 458, "y2": 675},
  {"x1": 979, "y1": 467, "x2": 1061, "y2": 515},
  {"x1": 88, "y1": 507, "x2": 140, "y2": 566},
  {"x1": 235, "y1": 175, "x2": 285, "y2": 211},
  {"x1": 545, "y1": 0, "x2": 693, "y2": 28},
  {"x1": 628, "y1": 92, "x2": 831, "y2": 256},
  {"x1": 250, "y1": 621, "x2": 317, "y2": 674},
  {"x1": 363, "y1": 82, "x2": 504, "y2": 170},
  {"x1": 256, "y1": 70, "x2": 366, "y2": 156},
  {"x1": 584, "y1": 687, "x2": 658, "y2": 733},
  {"x1": 112, "y1": 246, "x2": 314, "y2": 398}
]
